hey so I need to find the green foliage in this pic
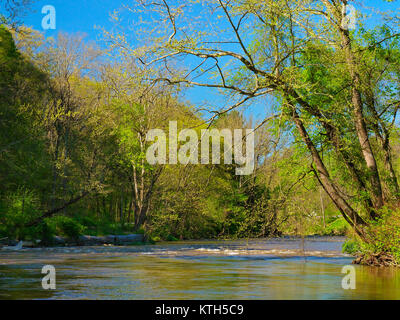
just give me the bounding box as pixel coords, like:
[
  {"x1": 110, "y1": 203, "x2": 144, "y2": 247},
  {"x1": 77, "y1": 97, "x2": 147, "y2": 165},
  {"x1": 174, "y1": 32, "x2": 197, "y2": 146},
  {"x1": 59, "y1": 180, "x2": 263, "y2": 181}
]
[
  {"x1": 342, "y1": 208, "x2": 400, "y2": 263},
  {"x1": 342, "y1": 239, "x2": 360, "y2": 255},
  {"x1": 362, "y1": 208, "x2": 400, "y2": 263},
  {"x1": 71, "y1": 215, "x2": 134, "y2": 236},
  {"x1": 166, "y1": 234, "x2": 179, "y2": 241},
  {"x1": 2, "y1": 4, "x2": 400, "y2": 262},
  {"x1": 46, "y1": 216, "x2": 86, "y2": 240},
  {"x1": 325, "y1": 217, "x2": 349, "y2": 236},
  {"x1": 0, "y1": 189, "x2": 41, "y2": 240}
]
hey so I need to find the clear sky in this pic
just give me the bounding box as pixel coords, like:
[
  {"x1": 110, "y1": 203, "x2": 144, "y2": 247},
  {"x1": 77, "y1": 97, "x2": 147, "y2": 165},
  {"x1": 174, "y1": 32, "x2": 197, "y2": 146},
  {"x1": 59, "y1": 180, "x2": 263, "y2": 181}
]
[{"x1": 13, "y1": 0, "x2": 400, "y2": 123}]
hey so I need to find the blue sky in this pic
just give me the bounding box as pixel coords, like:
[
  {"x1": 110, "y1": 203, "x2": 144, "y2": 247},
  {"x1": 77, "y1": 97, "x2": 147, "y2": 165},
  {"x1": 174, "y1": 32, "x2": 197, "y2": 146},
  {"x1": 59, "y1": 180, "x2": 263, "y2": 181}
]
[
  {"x1": 14, "y1": 0, "x2": 400, "y2": 123},
  {"x1": 18, "y1": 0, "x2": 272, "y2": 121},
  {"x1": 20, "y1": 1, "x2": 399, "y2": 42},
  {"x1": 23, "y1": 0, "x2": 118, "y2": 38}
]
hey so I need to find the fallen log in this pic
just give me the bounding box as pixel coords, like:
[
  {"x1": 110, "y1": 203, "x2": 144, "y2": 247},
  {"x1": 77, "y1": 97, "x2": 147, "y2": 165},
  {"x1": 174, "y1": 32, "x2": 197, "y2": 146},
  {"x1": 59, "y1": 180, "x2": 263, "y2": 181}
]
[{"x1": 75, "y1": 234, "x2": 144, "y2": 246}]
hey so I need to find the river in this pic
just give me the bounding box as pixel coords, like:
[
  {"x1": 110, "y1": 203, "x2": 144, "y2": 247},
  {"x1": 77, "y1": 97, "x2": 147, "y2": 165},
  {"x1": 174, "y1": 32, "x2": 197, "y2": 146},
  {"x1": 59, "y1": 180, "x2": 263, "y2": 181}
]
[{"x1": 1, "y1": 236, "x2": 399, "y2": 299}]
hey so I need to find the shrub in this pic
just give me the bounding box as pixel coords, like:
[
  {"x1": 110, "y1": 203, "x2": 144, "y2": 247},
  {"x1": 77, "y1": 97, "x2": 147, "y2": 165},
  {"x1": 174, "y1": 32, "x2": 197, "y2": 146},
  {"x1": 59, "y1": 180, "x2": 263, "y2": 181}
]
[
  {"x1": 47, "y1": 215, "x2": 86, "y2": 240},
  {"x1": 343, "y1": 207, "x2": 400, "y2": 265},
  {"x1": 362, "y1": 207, "x2": 400, "y2": 263},
  {"x1": 0, "y1": 189, "x2": 41, "y2": 240},
  {"x1": 325, "y1": 217, "x2": 349, "y2": 235},
  {"x1": 342, "y1": 239, "x2": 360, "y2": 255},
  {"x1": 166, "y1": 234, "x2": 178, "y2": 241}
]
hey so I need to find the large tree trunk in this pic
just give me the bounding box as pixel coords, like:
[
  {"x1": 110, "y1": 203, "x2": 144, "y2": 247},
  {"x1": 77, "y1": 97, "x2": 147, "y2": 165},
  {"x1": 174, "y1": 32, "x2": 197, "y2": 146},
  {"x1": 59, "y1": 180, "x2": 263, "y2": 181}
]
[
  {"x1": 336, "y1": 5, "x2": 384, "y2": 213},
  {"x1": 366, "y1": 91, "x2": 400, "y2": 200},
  {"x1": 291, "y1": 106, "x2": 367, "y2": 239},
  {"x1": 132, "y1": 162, "x2": 162, "y2": 230},
  {"x1": 286, "y1": 87, "x2": 377, "y2": 219}
]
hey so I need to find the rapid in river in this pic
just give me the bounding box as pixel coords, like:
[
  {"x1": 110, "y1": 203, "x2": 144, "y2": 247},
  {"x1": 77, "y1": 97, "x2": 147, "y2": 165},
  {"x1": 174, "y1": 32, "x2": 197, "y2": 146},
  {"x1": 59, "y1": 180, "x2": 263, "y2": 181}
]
[{"x1": 1, "y1": 236, "x2": 400, "y2": 299}]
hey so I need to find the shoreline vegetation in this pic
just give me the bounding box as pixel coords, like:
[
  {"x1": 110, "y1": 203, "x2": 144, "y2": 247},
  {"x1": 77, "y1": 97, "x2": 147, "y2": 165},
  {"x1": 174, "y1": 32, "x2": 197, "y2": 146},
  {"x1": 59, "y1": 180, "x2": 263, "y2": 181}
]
[
  {"x1": 0, "y1": 234, "x2": 146, "y2": 247},
  {"x1": 0, "y1": 233, "x2": 345, "y2": 248},
  {"x1": 2, "y1": 220, "x2": 399, "y2": 267},
  {"x1": 0, "y1": 234, "x2": 376, "y2": 268},
  {"x1": 1, "y1": 1, "x2": 400, "y2": 268}
]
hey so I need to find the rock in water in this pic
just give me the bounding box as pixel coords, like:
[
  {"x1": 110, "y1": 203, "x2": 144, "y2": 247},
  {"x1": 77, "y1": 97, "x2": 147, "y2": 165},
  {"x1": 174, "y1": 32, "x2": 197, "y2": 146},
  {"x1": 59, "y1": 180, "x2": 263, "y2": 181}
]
[
  {"x1": 114, "y1": 234, "x2": 144, "y2": 244},
  {"x1": 2, "y1": 241, "x2": 23, "y2": 251},
  {"x1": 53, "y1": 236, "x2": 66, "y2": 245}
]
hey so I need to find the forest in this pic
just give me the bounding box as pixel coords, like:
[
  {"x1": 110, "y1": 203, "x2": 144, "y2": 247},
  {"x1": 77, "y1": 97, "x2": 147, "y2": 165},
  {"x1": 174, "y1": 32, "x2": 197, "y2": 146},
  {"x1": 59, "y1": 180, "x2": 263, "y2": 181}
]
[{"x1": 1, "y1": 0, "x2": 400, "y2": 266}]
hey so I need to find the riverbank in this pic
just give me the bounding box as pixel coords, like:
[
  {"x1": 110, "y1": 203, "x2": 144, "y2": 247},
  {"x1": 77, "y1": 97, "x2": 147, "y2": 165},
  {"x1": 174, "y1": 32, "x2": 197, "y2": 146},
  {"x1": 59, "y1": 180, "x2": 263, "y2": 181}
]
[
  {"x1": 353, "y1": 253, "x2": 400, "y2": 267},
  {"x1": 3, "y1": 236, "x2": 399, "y2": 299},
  {"x1": 4, "y1": 234, "x2": 396, "y2": 269},
  {"x1": 4, "y1": 234, "x2": 398, "y2": 268},
  {"x1": 0, "y1": 234, "x2": 145, "y2": 249}
]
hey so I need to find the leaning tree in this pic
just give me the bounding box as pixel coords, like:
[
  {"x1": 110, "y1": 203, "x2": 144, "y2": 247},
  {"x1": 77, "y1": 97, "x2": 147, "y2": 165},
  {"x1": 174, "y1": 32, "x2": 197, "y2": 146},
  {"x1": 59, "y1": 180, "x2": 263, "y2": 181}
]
[{"x1": 107, "y1": 0, "x2": 400, "y2": 239}]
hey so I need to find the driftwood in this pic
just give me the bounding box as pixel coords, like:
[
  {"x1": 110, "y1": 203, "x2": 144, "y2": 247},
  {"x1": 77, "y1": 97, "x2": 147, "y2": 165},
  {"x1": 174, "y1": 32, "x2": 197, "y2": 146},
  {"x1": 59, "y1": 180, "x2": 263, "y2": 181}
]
[
  {"x1": 1, "y1": 234, "x2": 144, "y2": 247},
  {"x1": 1, "y1": 234, "x2": 145, "y2": 248},
  {"x1": 60, "y1": 234, "x2": 145, "y2": 246},
  {"x1": 353, "y1": 252, "x2": 400, "y2": 267},
  {"x1": 78, "y1": 234, "x2": 144, "y2": 245}
]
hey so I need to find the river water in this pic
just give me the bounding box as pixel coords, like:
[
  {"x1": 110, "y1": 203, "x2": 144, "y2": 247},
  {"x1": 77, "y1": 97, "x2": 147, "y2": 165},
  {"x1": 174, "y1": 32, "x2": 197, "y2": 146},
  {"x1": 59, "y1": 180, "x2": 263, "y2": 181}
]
[{"x1": 0, "y1": 236, "x2": 399, "y2": 299}]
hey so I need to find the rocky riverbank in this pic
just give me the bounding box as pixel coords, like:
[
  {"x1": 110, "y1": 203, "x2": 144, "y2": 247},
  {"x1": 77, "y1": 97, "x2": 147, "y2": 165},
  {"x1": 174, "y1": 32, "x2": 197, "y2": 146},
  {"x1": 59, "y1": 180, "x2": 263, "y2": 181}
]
[
  {"x1": 353, "y1": 252, "x2": 400, "y2": 267},
  {"x1": 0, "y1": 234, "x2": 145, "y2": 249}
]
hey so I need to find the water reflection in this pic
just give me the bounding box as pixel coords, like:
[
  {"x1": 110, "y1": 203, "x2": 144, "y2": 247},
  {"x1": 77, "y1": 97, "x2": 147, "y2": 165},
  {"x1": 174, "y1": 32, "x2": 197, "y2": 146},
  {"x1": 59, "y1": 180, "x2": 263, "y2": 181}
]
[{"x1": 0, "y1": 237, "x2": 399, "y2": 299}]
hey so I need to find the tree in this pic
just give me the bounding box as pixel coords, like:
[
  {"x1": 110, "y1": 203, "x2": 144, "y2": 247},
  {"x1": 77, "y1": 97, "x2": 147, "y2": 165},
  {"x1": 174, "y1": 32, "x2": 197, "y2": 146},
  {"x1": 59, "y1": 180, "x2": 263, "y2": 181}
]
[
  {"x1": 0, "y1": 0, "x2": 35, "y2": 29},
  {"x1": 113, "y1": 0, "x2": 400, "y2": 239}
]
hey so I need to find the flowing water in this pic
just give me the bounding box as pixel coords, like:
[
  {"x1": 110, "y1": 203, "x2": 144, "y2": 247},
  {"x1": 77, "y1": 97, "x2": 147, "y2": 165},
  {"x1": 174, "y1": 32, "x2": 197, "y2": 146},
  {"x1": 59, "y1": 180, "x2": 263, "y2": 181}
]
[{"x1": 0, "y1": 236, "x2": 399, "y2": 299}]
